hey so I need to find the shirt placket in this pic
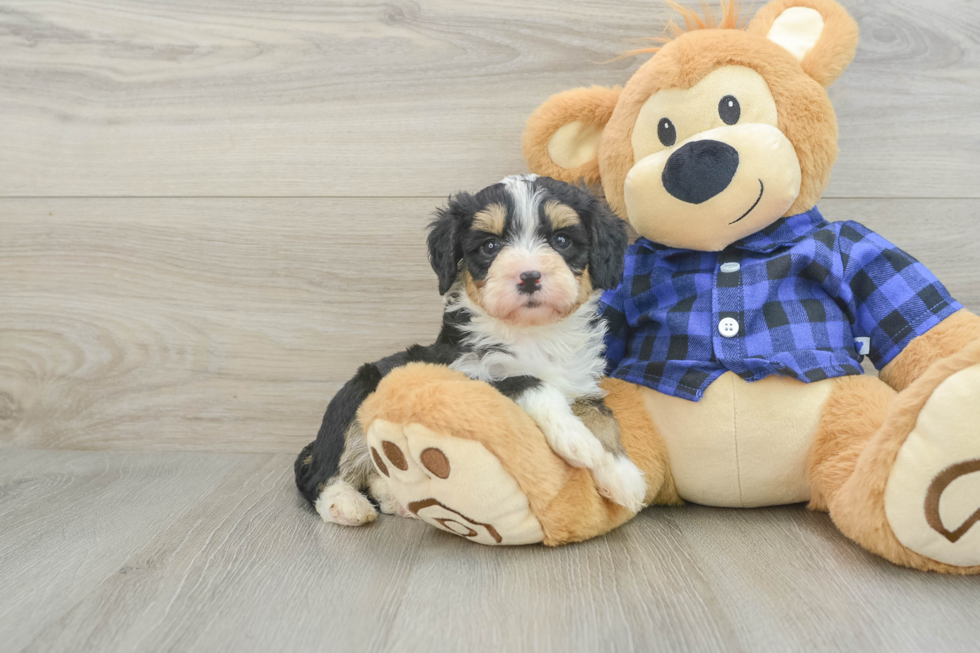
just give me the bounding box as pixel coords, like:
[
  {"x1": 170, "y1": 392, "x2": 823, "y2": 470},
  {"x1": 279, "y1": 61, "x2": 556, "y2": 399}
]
[{"x1": 712, "y1": 247, "x2": 747, "y2": 374}]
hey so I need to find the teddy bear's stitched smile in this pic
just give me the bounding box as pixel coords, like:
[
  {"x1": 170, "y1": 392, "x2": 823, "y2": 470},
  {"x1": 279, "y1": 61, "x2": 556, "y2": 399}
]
[{"x1": 729, "y1": 179, "x2": 765, "y2": 225}]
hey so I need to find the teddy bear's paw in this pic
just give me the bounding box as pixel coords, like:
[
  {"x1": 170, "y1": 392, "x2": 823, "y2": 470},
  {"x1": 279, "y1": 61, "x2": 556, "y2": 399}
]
[
  {"x1": 885, "y1": 363, "x2": 980, "y2": 567},
  {"x1": 315, "y1": 480, "x2": 378, "y2": 527},
  {"x1": 368, "y1": 475, "x2": 414, "y2": 519},
  {"x1": 592, "y1": 454, "x2": 648, "y2": 513},
  {"x1": 364, "y1": 419, "x2": 545, "y2": 545}
]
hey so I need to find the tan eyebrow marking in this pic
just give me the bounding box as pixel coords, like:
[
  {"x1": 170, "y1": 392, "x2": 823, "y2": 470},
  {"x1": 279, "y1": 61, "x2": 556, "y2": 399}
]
[
  {"x1": 544, "y1": 200, "x2": 581, "y2": 230},
  {"x1": 471, "y1": 204, "x2": 507, "y2": 235}
]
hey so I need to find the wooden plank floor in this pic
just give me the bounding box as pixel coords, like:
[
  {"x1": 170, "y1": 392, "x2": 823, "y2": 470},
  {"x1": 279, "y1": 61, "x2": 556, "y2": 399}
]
[
  {"x1": 2, "y1": 449, "x2": 978, "y2": 653},
  {"x1": 1, "y1": 0, "x2": 979, "y2": 651}
]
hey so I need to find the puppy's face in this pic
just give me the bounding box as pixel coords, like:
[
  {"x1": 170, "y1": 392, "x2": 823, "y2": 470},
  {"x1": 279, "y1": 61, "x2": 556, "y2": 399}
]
[
  {"x1": 428, "y1": 175, "x2": 627, "y2": 327},
  {"x1": 462, "y1": 192, "x2": 588, "y2": 327}
]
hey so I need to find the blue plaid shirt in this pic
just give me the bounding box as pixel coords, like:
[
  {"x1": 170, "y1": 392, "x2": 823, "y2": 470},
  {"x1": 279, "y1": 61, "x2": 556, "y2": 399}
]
[{"x1": 600, "y1": 207, "x2": 962, "y2": 401}]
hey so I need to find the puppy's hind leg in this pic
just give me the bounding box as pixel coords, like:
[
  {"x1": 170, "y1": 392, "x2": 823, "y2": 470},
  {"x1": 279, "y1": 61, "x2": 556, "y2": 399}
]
[
  {"x1": 316, "y1": 479, "x2": 377, "y2": 526},
  {"x1": 298, "y1": 362, "x2": 386, "y2": 525},
  {"x1": 315, "y1": 422, "x2": 378, "y2": 526}
]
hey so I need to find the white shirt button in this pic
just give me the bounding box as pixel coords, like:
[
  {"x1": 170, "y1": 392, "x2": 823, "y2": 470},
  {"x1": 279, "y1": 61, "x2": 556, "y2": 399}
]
[
  {"x1": 718, "y1": 317, "x2": 740, "y2": 338},
  {"x1": 720, "y1": 262, "x2": 741, "y2": 273}
]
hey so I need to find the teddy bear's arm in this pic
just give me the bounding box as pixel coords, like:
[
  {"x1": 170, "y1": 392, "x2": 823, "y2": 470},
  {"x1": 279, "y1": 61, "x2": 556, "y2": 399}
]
[
  {"x1": 834, "y1": 223, "x2": 973, "y2": 392},
  {"x1": 879, "y1": 310, "x2": 980, "y2": 392}
]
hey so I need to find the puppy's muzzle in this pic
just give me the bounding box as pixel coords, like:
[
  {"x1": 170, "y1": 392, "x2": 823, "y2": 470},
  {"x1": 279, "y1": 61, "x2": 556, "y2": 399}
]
[{"x1": 662, "y1": 139, "x2": 739, "y2": 205}]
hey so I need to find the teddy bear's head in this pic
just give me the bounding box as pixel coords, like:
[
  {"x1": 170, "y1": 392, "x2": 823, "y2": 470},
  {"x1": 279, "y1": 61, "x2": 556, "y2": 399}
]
[{"x1": 523, "y1": 0, "x2": 859, "y2": 252}]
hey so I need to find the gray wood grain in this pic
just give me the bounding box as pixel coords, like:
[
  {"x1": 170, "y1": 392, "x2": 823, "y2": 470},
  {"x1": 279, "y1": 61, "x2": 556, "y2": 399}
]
[
  {"x1": 0, "y1": 449, "x2": 258, "y2": 653},
  {"x1": 1, "y1": 198, "x2": 976, "y2": 453},
  {"x1": 676, "y1": 508, "x2": 980, "y2": 652},
  {"x1": 4, "y1": 449, "x2": 978, "y2": 653},
  {"x1": 0, "y1": 0, "x2": 977, "y2": 198},
  {"x1": 0, "y1": 197, "x2": 442, "y2": 452}
]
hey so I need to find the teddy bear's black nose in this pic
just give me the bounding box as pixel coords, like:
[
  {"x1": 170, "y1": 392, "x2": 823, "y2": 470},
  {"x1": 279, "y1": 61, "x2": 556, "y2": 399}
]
[{"x1": 661, "y1": 140, "x2": 740, "y2": 204}]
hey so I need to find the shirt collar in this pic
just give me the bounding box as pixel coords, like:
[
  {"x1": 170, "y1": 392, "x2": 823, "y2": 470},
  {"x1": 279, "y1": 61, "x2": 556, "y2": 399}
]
[{"x1": 634, "y1": 207, "x2": 827, "y2": 255}]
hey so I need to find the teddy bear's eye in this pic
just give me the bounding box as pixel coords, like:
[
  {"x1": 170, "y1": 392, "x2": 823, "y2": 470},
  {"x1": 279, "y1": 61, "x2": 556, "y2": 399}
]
[
  {"x1": 719, "y1": 95, "x2": 740, "y2": 125},
  {"x1": 657, "y1": 118, "x2": 676, "y2": 147}
]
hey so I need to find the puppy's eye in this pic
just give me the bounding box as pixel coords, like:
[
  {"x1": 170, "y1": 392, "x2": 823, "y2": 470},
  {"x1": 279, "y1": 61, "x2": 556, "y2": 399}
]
[
  {"x1": 552, "y1": 234, "x2": 571, "y2": 250},
  {"x1": 719, "y1": 95, "x2": 740, "y2": 125},
  {"x1": 480, "y1": 239, "x2": 500, "y2": 255},
  {"x1": 658, "y1": 118, "x2": 676, "y2": 147}
]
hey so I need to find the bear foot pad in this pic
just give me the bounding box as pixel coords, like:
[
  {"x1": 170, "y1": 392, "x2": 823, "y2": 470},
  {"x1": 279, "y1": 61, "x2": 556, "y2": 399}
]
[
  {"x1": 885, "y1": 363, "x2": 980, "y2": 567},
  {"x1": 365, "y1": 419, "x2": 544, "y2": 546}
]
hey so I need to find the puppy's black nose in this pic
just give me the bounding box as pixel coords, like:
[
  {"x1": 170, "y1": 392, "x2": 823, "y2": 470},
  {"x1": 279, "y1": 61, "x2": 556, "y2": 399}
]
[
  {"x1": 661, "y1": 140, "x2": 739, "y2": 204},
  {"x1": 518, "y1": 270, "x2": 542, "y2": 294}
]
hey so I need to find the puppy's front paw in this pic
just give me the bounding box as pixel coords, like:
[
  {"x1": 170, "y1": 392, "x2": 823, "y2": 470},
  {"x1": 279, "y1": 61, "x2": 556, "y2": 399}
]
[
  {"x1": 548, "y1": 423, "x2": 606, "y2": 470},
  {"x1": 315, "y1": 482, "x2": 378, "y2": 526},
  {"x1": 592, "y1": 455, "x2": 647, "y2": 513}
]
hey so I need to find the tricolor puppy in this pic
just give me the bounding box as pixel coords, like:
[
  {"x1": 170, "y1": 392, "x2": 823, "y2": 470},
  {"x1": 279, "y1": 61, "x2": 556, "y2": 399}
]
[{"x1": 295, "y1": 175, "x2": 646, "y2": 527}]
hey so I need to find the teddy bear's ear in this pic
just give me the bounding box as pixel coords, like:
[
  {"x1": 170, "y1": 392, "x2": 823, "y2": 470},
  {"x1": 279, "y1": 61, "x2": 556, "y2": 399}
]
[
  {"x1": 747, "y1": 0, "x2": 859, "y2": 87},
  {"x1": 522, "y1": 86, "x2": 621, "y2": 186}
]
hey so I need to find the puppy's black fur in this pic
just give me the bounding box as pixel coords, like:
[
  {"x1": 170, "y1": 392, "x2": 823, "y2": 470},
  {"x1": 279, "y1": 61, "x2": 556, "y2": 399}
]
[{"x1": 295, "y1": 323, "x2": 460, "y2": 506}]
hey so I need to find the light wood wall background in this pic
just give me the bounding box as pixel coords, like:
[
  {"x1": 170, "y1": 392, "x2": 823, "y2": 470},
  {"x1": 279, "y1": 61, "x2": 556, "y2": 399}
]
[{"x1": 1, "y1": 0, "x2": 978, "y2": 454}]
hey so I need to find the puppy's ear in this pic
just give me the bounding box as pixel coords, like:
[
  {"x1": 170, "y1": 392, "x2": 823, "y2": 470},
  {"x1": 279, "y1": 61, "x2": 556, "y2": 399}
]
[
  {"x1": 585, "y1": 199, "x2": 628, "y2": 291},
  {"x1": 427, "y1": 194, "x2": 471, "y2": 295}
]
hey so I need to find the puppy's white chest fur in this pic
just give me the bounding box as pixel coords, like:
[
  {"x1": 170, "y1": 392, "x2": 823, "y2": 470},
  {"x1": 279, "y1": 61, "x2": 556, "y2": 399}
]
[{"x1": 448, "y1": 290, "x2": 607, "y2": 400}]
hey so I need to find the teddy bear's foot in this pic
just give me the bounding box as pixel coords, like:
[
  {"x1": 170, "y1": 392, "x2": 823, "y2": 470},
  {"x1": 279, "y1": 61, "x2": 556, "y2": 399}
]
[
  {"x1": 884, "y1": 362, "x2": 980, "y2": 567},
  {"x1": 364, "y1": 418, "x2": 545, "y2": 545}
]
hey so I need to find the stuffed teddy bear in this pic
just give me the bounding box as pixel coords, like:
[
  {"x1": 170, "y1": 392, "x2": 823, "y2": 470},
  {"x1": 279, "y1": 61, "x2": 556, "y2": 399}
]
[{"x1": 358, "y1": 0, "x2": 980, "y2": 573}]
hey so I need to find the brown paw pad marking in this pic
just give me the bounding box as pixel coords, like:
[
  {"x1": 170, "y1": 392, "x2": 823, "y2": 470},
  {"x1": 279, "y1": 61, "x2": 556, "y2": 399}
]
[
  {"x1": 408, "y1": 498, "x2": 502, "y2": 544},
  {"x1": 371, "y1": 447, "x2": 389, "y2": 477},
  {"x1": 925, "y1": 459, "x2": 980, "y2": 544},
  {"x1": 420, "y1": 447, "x2": 450, "y2": 479},
  {"x1": 381, "y1": 441, "x2": 408, "y2": 471}
]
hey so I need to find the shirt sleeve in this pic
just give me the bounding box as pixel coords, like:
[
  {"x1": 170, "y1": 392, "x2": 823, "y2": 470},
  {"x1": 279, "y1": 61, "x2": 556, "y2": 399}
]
[
  {"x1": 599, "y1": 284, "x2": 629, "y2": 374},
  {"x1": 836, "y1": 222, "x2": 962, "y2": 369}
]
